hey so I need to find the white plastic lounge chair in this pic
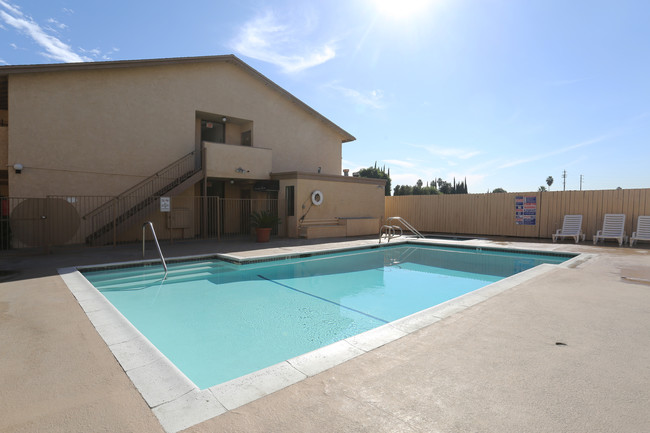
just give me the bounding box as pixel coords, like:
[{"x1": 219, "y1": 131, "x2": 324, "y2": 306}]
[
  {"x1": 593, "y1": 213, "x2": 627, "y2": 246},
  {"x1": 630, "y1": 216, "x2": 650, "y2": 247},
  {"x1": 552, "y1": 215, "x2": 585, "y2": 243}
]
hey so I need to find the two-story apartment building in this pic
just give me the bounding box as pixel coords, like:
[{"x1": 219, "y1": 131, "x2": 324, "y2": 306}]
[{"x1": 0, "y1": 55, "x2": 384, "y2": 248}]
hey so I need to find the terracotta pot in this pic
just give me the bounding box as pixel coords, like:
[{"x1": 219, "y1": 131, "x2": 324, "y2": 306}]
[{"x1": 255, "y1": 228, "x2": 272, "y2": 243}]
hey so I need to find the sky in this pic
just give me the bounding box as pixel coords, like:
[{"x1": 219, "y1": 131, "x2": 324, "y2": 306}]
[{"x1": 1, "y1": 0, "x2": 649, "y2": 193}]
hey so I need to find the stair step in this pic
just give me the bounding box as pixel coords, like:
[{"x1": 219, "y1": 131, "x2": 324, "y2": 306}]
[{"x1": 84, "y1": 260, "x2": 237, "y2": 284}]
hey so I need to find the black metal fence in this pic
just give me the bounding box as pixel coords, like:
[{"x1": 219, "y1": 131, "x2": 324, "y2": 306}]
[{"x1": 0, "y1": 196, "x2": 279, "y2": 250}]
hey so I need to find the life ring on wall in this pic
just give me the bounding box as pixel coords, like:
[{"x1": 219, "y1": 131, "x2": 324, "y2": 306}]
[{"x1": 311, "y1": 190, "x2": 324, "y2": 206}]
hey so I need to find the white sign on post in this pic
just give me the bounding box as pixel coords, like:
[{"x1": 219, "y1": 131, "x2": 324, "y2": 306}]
[{"x1": 160, "y1": 197, "x2": 171, "y2": 212}]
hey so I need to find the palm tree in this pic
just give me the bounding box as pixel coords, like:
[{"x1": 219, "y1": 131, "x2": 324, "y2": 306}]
[
  {"x1": 546, "y1": 176, "x2": 554, "y2": 190},
  {"x1": 538, "y1": 185, "x2": 547, "y2": 192}
]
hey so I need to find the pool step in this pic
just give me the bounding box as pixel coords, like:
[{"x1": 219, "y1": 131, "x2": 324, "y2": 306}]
[
  {"x1": 84, "y1": 261, "x2": 239, "y2": 290},
  {"x1": 84, "y1": 260, "x2": 234, "y2": 283},
  {"x1": 93, "y1": 270, "x2": 220, "y2": 291}
]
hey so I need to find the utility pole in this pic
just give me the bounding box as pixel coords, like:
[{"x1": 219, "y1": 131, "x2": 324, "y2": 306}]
[
  {"x1": 580, "y1": 175, "x2": 584, "y2": 191},
  {"x1": 562, "y1": 170, "x2": 567, "y2": 191}
]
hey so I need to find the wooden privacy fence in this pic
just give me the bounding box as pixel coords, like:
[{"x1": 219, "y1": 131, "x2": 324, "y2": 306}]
[{"x1": 385, "y1": 188, "x2": 650, "y2": 241}]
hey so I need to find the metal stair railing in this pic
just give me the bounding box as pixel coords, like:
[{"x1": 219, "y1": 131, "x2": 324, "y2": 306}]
[
  {"x1": 84, "y1": 150, "x2": 201, "y2": 245},
  {"x1": 83, "y1": 151, "x2": 198, "y2": 221}
]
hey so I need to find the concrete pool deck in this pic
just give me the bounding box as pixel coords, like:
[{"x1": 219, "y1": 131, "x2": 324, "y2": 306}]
[{"x1": 1, "y1": 236, "x2": 649, "y2": 432}]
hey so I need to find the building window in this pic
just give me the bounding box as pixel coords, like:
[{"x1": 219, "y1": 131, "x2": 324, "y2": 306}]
[{"x1": 285, "y1": 186, "x2": 295, "y2": 217}]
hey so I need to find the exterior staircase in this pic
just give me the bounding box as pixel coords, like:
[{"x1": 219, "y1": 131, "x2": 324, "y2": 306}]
[{"x1": 84, "y1": 151, "x2": 202, "y2": 245}]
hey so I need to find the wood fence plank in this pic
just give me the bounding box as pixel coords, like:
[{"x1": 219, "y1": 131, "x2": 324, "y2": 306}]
[{"x1": 385, "y1": 188, "x2": 650, "y2": 240}]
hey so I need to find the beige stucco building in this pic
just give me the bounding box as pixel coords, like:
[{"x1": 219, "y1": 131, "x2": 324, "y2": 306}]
[{"x1": 0, "y1": 55, "x2": 384, "y2": 247}]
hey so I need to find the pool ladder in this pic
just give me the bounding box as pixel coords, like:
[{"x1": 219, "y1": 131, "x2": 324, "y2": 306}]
[
  {"x1": 379, "y1": 217, "x2": 424, "y2": 243},
  {"x1": 142, "y1": 221, "x2": 168, "y2": 280}
]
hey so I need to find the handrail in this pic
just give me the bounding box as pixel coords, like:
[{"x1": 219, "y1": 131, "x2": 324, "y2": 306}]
[
  {"x1": 83, "y1": 150, "x2": 198, "y2": 220},
  {"x1": 379, "y1": 216, "x2": 424, "y2": 243},
  {"x1": 379, "y1": 224, "x2": 402, "y2": 243},
  {"x1": 386, "y1": 216, "x2": 424, "y2": 238},
  {"x1": 142, "y1": 221, "x2": 167, "y2": 280}
]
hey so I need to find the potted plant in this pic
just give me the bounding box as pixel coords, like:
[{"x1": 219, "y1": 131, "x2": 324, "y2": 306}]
[{"x1": 250, "y1": 210, "x2": 281, "y2": 243}]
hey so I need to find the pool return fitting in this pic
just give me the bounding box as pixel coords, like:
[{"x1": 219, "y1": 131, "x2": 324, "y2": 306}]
[{"x1": 142, "y1": 221, "x2": 168, "y2": 280}]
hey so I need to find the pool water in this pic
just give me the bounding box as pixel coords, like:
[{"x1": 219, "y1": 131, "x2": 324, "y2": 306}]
[{"x1": 83, "y1": 245, "x2": 568, "y2": 389}]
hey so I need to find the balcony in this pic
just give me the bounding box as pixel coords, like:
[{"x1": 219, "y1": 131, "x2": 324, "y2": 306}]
[{"x1": 203, "y1": 141, "x2": 272, "y2": 180}]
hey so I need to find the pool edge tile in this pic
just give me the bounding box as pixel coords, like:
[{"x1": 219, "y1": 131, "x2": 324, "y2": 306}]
[
  {"x1": 209, "y1": 361, "x2": 307, "y2": 411},
  {"x1": 345, "y1": 323, "x2": 409, "y2": 353},
  {"x1": 152, "y1": 389, "x2": 226, "y2": 433},
  {"x1": 287, "y1": 339, "x2": 365, "y2": 377},
  {"x1": 126, "y1": 358, "x2": 196, "y2": 408}
]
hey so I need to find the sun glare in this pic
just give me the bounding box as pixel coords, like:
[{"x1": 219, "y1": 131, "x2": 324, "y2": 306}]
[{"x1": 371, "y1": 0, "x2": 433, "y2": 20}]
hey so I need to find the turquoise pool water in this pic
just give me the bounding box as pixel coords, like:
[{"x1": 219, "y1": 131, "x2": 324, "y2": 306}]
[{"x1": 82, "y1": 244, "x2": 569, "y2": 389}]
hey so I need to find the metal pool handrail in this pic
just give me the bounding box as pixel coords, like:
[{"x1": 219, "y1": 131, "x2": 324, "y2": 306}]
[
  {"x1": 142, "y1": 221, "x2": 168, "y2": 280},
  {"x1": 380, "y1": 216, "x2": 424, "y2": 243},
  {"x1": 387, "y1": 217, "x2": 424, "y2": 238}
]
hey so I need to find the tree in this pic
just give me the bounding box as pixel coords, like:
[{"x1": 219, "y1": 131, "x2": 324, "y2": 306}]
[
  {"x1": 546, "y1": 176, "x2": 554, "y2": 191},
  {"x1": 394, "y1": 185, "x2": 414, "y2": 196},
  {"x1": 358, "y1": 163, "x2": 391, "y2": 196},
  {"x1": 393, "y1": 176, "x2": 467, "y2": 196},
  {"x1": 492, "y1": 188, "x2": 507, "y2": 193},
  {"x1": 538, "y1": 185, "x2": 547, "y2": 192},
  {"x1": 437, "y1": 178, "x2": 452, "y2": 194}
]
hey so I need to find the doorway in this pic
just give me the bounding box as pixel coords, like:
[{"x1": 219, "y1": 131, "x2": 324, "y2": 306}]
[{"x1": 200, "y1": 119, "x2": 225, "y2": 143}]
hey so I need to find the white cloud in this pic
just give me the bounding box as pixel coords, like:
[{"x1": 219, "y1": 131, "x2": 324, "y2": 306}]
[
  {"x1": 498, "y1": 135, "x2": 609, "y2": 169},
  {"x1": 408, "y1": 142, "x2": 481, "y2": 160},
  {"x1": 382, "y1": 159, "x2": 416, "y2": 168},
  {"x1": 230, "y1": 11, "x2": 336, "y2": 73},
  {"x1": 0, "y1": 0, "x2": 19, "y2": 15},
  {"x1": 0, "y1": 58, "x2": 8, "y2": 65},
  {"x1": 0, "y1": 0, "x2": 89, "y2": 63},
  {"x1": 46, "y1": 17, "x2": 67, "y2": 30},
  {"x1": 326, "y1": 82, "x2": 385, "y2": 109}
]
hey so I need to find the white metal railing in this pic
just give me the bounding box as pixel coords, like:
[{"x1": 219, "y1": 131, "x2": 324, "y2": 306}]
[
  {"x1": 379, "y1": 216, "x2": 424, "y2": 243},
  {"x1": 142, "y1": 221, "x2": 167, "y2": 280}
]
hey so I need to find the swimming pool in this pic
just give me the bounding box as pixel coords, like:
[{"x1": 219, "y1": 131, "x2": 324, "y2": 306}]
[{"x1": 80, "y1": 243, "x2": 569, "y2": 390}]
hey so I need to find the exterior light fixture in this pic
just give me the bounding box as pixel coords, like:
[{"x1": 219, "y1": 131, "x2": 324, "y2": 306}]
[
  {"x1": 13, "y1": 163, "x2": 23, "y2": 174},
  {"x1": 222, "y1": 117, "x2": 227, "y2": 123}
]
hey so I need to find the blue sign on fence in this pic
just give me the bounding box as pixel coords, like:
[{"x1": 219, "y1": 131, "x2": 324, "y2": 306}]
[{"x1": 515, "y1": 195, "x2": 537, "y2": 225}]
